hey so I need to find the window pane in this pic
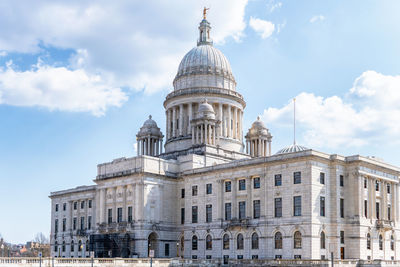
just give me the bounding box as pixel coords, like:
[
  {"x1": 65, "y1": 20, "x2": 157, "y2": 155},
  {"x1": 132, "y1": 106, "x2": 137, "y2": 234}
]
[
  {"x1": 275, "y1": 174, "x2": 282, "y2": 186},
  {"x1": 293, "y1": 196, "x2": 302, "y2": 216},
  {"x1": 225, "y1": 203, "x2": 231, "y2": 220},
  {"x1": 275, "y1": 198, "x2": 282, "y2": 217}
]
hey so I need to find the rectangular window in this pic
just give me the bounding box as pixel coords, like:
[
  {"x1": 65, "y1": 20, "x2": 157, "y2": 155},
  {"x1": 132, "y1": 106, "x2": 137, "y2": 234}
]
[
  {"x1": 88, "y1": 200, "x2": 92, "y2": 208},
  {"x1": 55, "y1": 204, "x2": 59, "y2": 212},
  {"x1": 73, "y1": 217, "x2": 77, "y2": 230},
  {"x1": 164, "y1": 244, "x2": 170, "y2": 257},
  {"x1": 54, "y1": 219, "x2": 58, "y2": 233},
  {"x1": 275, "y1": 174, "x2": 282, "y2": 186},
  {"x1": 223, "y1": 255, "x2": 229, "y2": 264},
  {"x1": 253, "y1": 177, "x2": 260, "y2": 189},
  {"x1": 206, "y1": 184, "x2": 212, "y2": 194},
  {"x1": 239, "y1": 201, "x2": 246, "y2": 219},
  {"x1": 225, "y1": 203, "x2": 232, "y2": 220},
  {"x1": 192, "y1": 206, "x2": 198, "y2": 223},
  {"x1": 88, "y1": 216, "x2": 92, "y2": 230},
  {"x1": 63, "y1": 203, "x2": 66, "y2": 211},
  {"x1": 225, "y1": 181, "x2": 231, "y2": 192},
  {"x1": 181, "y1": 208, "x2": 185, "y2": 224},
  {"x1": 274, "y1": 198, "x2": 282, "y2": 217},
  {"x1": 275, "y1": 255, "x2": 282, "y2": 259},
  {"x1": 181, "y1": 188, "x2": 185, "y2": 198},
  {"x1": 364, "y1": 179, "x2": 367, "y2": 188},
  {"x1": 239, "y1": 179, "x2": 246, "y2": 191},
  {"x1": 340, "y1": 231, "x2": 344, "y2": 244},
  {"x1": 80, "y1": 216, "x2": 85, "y2": 230},
  {"x1": 340, "y1": 198, "x2": 344, "y2": 218},
  {"x1": 253, "y1": 200, "x2": 260, "y2": 219},
  {"x1": 192, "y1": 186, "x2": 198, "y2": 196},
  {"x1": 387, "y1": 184, "x2": 391, "y2": 194},
  {"x1": 81, "y1": 201, "x2": 84, "y2": 209},
  {"x1": 294, "y1": 172, "x2": 301, "y2": 184},
  {"x1": 117, "y1": 207, "x2": 123, "y2": 223},
  {"x1": 340, "y1": 175, "x2": 344, "y2": 187},
  {"x1": 320, "y1": 196, "x2": 325, "y2": 217},
  {"x1": 206, "y1": 204, "x2": 212, "y2": 222},
  {"x1": 108, "y1": 209, "x2": 112, "y2": 223},
  {"x1": 74, "y1": 202, "x2": 77, "y2": 210},
  {"x1": 320, "y1": 172, "x2": 325, "y2": 184},
  {"x1": 364, "y1": 200, "x2": 368, "y2": 217},
  {"x1": 376, "y1": 181, "x2": 380, "y2": 191},
  {"x1": 376, "y1": 202, "x2": 380, "y2": 219},
  {"x1": 62, "y1": 218, "x2": 66, "y2": 232},
  {"x1": 293, "y1": 196, "x2": 302, "y2": 216},
  {"x1": 388, "y1": 205, "x2": 391, "y2": 221},
  {"x1": 294, "y1": 255, "x2": 302, "y2": 259},
  {"x1": 128, "y1": 206, "x2": 133, "y2": 222}
]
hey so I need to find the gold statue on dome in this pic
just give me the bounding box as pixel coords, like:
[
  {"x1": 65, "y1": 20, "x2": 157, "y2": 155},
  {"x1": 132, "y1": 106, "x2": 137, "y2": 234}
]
[{"x1": 203, "y1": 7, "x2": 210, "y2": 20}]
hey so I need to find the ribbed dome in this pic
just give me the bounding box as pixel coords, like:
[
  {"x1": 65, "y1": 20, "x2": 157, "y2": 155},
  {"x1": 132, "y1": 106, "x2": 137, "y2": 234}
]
[
  {"x1": 197, "y1": 99, "x2": 215, "y2": 120},
  {"x1": 137, "y1": 115, "x2": 163, "y2": 137},
  {"x1": 175, "y1": 45, "x2": 234, "y2": 80},
  {"x1": 275, "y1": 144, "x2": 309, "y2": 155}
]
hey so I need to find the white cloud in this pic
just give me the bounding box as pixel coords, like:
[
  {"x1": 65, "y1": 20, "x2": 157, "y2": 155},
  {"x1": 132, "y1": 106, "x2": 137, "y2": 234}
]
[
  {"x1": 0, "y1": 61, "x2": 127, "y2": 116},
  {"x1": 310, "y1": 15, "x2": 325, "y2": 23},
  {"x1": 267, "y1": 1, "x2": 282, "y2": 13},
  {"x1": 262, "y1": 71, "x2": 400, "y2": 149},
  {"x1": 249, "y1": 17, "x2": 275, "y2": 39},
  {"x1": 0, "y1": 0, "x2": 249, "y2": 105},
  {"x1": 0, "y1": 51, "x2": 6, "y2": 57}
]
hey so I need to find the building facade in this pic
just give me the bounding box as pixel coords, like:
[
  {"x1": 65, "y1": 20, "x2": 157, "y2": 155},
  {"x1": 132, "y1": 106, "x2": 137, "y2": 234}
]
[{"x1": 49, "y1": 17, "x2": 400, "y2": 261}]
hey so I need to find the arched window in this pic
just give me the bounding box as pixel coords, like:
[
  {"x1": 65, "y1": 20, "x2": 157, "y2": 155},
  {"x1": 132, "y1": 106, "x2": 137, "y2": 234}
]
[
  {"x1": 320, "y1": 231, "x2": 326, "y2": 249},
  {"x1": 251, "y1": 233, "x2": 259, "y2": 250},
  {"x1": 294, "y1": 231, "x2": 302, "y2": 249},
  {"x1": 379, "y1": 234, "x2": 383, "y2": 250},
  {"x1": 367, "y1": 233, "x2": 371, "y2": 250},
  {"x1": 78, "y1": 240, "x2": 82, "y2": 252},
  {"x1": 237, "y1": 234, "x2": 244, "y2": 250},
  {"x1": 71, "y1": 240, "x2": 74, "y2": 252},
  {"x1": 391, "y1": 235, "x2": 395, "y2": 251},
  {"x1": 62, "y1": 241, "x2": 65, "y2": 252},
  {"x1": 206, "y1": 235, "x2": 212, "y2": 250},
  {"x1": 275, "y1": 232, "x2": 282, "y2": 249},
  {"x1": 223, "y1": 234, "x2": 230, "y2": 250},
  {"x1": 192, "y1": 236, "x2": 198, "y2": 251}
]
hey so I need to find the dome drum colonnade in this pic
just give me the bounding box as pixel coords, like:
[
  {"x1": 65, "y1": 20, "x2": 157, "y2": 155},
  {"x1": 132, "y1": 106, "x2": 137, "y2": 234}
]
[{"x1": 136, "y1": 115, "x2": 164, "y2": 157}]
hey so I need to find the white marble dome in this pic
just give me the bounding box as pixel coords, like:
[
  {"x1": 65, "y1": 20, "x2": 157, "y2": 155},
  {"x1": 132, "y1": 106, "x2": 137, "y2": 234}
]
[
  {"x1": 137, "y1": 115, "x2": 163, "y2": 137},
  {"x1": 197, "y1": 99, "x2": 215, "y2": 120},
  {"x1": 173, "y1": 20, "x2": 236, "y2": 91},
  {"x1": 275, "y1": 144, "x2": 308, "y2": 155}
]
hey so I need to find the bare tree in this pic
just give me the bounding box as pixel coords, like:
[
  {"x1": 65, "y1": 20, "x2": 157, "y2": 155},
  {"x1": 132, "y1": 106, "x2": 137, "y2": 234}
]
[{"x1": 33, "y1": 233, "x2": 49, "y2": 257}]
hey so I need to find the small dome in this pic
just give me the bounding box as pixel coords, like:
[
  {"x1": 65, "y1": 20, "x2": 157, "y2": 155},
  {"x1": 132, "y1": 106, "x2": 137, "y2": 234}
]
[
  {"x1": 275, "y1": 144, "x2": 309, "y2": 155},
  {"x1": 197, "y1": 99, "x2": 215, "y2": 120},
  {"x1": 247, "y1": 117, "x2": 270, "y2": 137},
  {"x1": 137, "y1": 115, "x2": 163, "y2": 137}
]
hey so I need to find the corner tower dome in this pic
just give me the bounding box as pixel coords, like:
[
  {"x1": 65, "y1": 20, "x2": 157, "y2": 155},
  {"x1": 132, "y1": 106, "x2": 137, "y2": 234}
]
[{"x1": 173, "y1": 18, "x2": 236, "y2": 91}]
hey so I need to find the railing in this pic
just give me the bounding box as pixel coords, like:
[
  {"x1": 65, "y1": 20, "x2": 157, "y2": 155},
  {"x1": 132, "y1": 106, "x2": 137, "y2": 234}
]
[
  {"x1": 165, "y1": 87, "x2": 245, "y2": 101},
  {"x1": 2, "y1": 257, "x2": 400, "y2": 266}
]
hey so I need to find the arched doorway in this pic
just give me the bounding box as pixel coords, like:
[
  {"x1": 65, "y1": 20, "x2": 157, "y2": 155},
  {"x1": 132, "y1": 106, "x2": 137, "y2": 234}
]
[{"x1": 148, "y1": 232, "x2": 158, "y2": 257}]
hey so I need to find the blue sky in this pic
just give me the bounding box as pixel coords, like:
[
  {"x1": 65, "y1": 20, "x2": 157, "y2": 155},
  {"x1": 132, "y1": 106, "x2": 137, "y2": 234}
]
[{"x1": 1, "y1": 0, "x2": 400, "y2": 244}]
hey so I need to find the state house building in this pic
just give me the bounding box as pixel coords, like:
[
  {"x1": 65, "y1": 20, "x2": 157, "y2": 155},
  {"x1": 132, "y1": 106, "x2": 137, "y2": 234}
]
[{"x1": 49, "y1": 15, "x2": 400, "y2": 262}]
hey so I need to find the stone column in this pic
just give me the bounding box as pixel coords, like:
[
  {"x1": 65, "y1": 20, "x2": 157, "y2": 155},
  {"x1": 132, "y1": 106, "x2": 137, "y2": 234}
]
[
  {"x1": 166, "y1": 110, "x2": 169, "y2": 140},
  {"x1": 192, "y1": 126, "x2": 195, "y2": 144},
  {"x1": 217, "y1": 179, "x2": 223, "y2": 220},
  {"x1": 172, "y1": 107, "x2": 176, "y2": 138},
  {"x1": 239, "y1": 110, "x2": 243, "y2": 141},
  {"x1": 383, "y1": 181, "x2": 388, "y2": 220},
  {"x1": 227, "y1": 105, "x2": 232, "y2": 138},
  {"x1": 147, "y1": 137, "x2": 151, "y2": 156},
  {"x1": 207, "y1": 123, "x2": 211, "y2": 144},
  {"x1": 188, "y1": 103, "x2": 193, "y2": 134},
  {"x1": 137, "y1": 140, "x2": 140, "y2": 156},
  {"x1": 200, "y1": 124, "x2": 204, "y2": 144},
  {"x1": 179, "y1": 104, "x2": 183, "y2": 136},
  {"x1": 258, "y1": 139, "x2": 262, "y2": 157},
  {"x1": 232, "y1": 179, "x2": 237, "y2": 219},
  {"x1": 219, "y1": 104, "x2": 223, "y2": 136},
  {"x1": 233, "y1": 107, "x2": 238, "y2": 139},
  {"x1": 213, "y1": 126, "x2": 216, "y2": 145},
  {"x1": 395, "y1": 183, "x2": 399, "y2": 222},
  {"x1": 247, "y1": 177, "x2": 252, "y2": 218},
  {"x1": 372, "y1": 179, "x2": 376, "y2": 219},
  {"x1": 123, "y1": 186, "x2": 127, "y2": 221}
]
